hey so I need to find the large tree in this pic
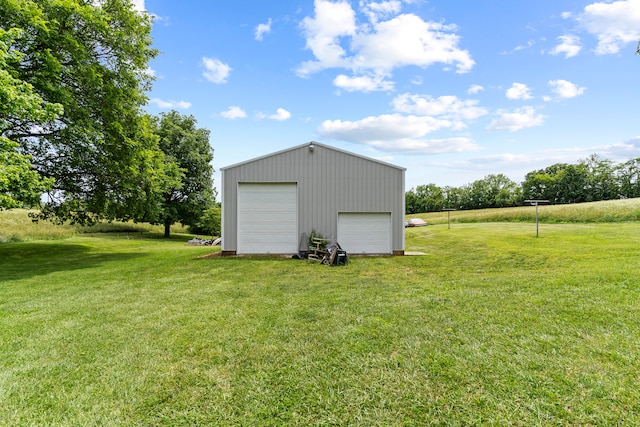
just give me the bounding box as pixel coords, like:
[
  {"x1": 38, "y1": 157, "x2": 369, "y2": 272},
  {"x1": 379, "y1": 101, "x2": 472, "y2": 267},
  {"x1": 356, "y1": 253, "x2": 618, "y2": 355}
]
[
  {"x1": 0, "y1": 27, "x2": 60, "y2": 209},
  {"x1": 0, "y1": 0, "x2": 162, "y2": 223},
  {"x1": 149, "y1": 111, "x2": 215, "y2": 238}
]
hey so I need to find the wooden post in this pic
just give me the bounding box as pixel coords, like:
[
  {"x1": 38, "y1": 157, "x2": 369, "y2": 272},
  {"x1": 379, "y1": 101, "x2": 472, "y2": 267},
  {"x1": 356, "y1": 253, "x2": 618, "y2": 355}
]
[{"x1": 442, "y1": 208, "x2": 456, "y2": 230}]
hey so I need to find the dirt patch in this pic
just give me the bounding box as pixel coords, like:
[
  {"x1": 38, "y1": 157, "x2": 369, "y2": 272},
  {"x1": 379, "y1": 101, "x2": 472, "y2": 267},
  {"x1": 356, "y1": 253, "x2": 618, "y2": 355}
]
[{"x1": 197, "y1": 252, "x2": 222, "y2": 259}]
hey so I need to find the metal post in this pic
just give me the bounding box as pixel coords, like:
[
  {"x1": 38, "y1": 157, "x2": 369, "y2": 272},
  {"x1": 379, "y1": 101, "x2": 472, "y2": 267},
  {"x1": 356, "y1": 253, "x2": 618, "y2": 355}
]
[{"x1": 524, "y1": 200, "x2": 549, "y2": 237}]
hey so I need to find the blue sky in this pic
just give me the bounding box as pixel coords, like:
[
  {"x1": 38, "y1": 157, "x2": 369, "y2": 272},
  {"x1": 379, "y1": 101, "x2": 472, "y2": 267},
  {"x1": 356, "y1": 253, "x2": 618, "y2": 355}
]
[{"x1": 138, "y1": 0, "x2": 640, "y2": 196}]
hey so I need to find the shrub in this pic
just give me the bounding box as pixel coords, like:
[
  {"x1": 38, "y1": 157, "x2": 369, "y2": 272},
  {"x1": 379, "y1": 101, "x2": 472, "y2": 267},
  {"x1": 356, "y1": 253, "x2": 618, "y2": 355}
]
[{"x1": 189, "y1": 207, "x2": 221, "y2": 236}]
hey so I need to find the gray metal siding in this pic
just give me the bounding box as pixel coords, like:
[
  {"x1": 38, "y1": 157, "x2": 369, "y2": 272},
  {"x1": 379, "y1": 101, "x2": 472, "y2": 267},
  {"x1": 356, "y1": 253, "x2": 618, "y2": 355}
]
[{"x1": 221, "y1": 143, "x2": 405, "y2": 253}]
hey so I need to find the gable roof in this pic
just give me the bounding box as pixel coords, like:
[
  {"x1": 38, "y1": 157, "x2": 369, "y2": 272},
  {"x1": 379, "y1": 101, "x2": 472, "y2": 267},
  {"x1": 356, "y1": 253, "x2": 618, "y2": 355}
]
[{"x1": 221, "y1": 141, "x2": 406, "y2": 172}]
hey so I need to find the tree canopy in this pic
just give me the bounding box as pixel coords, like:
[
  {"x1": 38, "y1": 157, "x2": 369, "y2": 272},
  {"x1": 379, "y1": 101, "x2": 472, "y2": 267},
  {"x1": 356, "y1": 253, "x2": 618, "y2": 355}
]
[
  {"x1": 0, "y1": 0, "x2": 163, "y2": 222},
  {"x1": 147, "y1": 111, "x2": 216, "y2": 238},
  {"x1": 0, "y1": 27, "x2": 60, "y2": 209},
  {"x1": 405, "y1": 174, "x2": 522, "y2": 213}
]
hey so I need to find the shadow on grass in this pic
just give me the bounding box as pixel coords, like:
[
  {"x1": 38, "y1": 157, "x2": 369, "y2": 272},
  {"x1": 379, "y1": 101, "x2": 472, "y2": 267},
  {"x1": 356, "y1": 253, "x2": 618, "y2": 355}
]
[
  {"x1": 0, "y1": 243, "x2": 145, "y2": 282},
  {"x1": 80, "y1": 231, "x2": 195, "y2": 242}
]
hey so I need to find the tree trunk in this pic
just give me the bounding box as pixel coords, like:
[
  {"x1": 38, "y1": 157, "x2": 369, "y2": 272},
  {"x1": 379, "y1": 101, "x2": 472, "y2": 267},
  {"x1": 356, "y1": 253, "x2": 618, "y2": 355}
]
[{"x1": 164, "y1": 222, "x2": 171, "y2": 238}]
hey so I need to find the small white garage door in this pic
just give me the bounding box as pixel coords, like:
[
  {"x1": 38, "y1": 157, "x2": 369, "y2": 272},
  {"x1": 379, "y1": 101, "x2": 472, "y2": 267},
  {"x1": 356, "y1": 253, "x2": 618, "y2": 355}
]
[
  {"x1": 237, "y1": 183, "x2": 298, "y2": 254},
  {"x1": 337, "y1": 212, "x2": 392, "y2": 254}
]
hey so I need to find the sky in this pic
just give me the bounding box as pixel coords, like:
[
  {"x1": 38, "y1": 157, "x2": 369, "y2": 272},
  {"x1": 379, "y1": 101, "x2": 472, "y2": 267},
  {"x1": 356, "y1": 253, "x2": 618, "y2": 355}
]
[{"x1": 138, "y1": 0, "x2": 640, "y2": 196}]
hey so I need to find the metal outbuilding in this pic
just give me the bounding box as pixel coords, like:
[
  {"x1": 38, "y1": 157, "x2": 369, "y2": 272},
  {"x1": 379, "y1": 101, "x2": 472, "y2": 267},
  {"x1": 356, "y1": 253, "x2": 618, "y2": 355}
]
[{"x1": 220, "y1": 141, "x2": 406, "y2": 256}]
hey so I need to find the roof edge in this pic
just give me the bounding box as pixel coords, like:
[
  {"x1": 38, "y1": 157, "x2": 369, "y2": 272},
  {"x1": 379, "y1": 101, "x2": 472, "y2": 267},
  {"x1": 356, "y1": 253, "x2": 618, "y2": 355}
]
[{"x1": 221, "y1": 141, "x2": 407, "y2": 171}]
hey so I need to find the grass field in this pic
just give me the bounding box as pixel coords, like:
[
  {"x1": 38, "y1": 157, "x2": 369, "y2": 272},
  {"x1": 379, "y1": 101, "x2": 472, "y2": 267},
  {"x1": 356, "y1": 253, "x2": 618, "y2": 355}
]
[
  {"x1": 0, "y1": 209, "x2": 192, "y2": 243},
  {"x1": 1, "y1": 204, "x2": 640, "y2": 425},
  {"x1": 409, "y1": 197, "x2": 640, "y2": 225}
]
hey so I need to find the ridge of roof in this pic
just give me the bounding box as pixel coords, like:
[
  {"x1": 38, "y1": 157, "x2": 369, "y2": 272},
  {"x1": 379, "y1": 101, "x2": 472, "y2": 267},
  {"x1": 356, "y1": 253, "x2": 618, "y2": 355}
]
[{"x1": 221, "y1": 141, "x2": 406, "y2": 171}]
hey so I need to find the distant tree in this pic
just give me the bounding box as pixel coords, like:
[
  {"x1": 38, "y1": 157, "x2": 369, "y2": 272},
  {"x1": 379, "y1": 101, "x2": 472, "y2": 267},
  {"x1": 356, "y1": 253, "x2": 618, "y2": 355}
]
[
  {"x1": 458, "y1": 183, "x2": 477, "y2": 209},
  {"x1": 405, "y1": 184, "x2": 449, "y2": 214},
  {"x1": 405, "y1": 189, "x2": 419, "y2": 214},
  {"x1": 522, "y1": 162, "x2": 574, "y2": 203},
  {"x1": 522, "y1": 163, "x2": 590, "y2": 204},
  {"x1": 455, "y1": 174, "x2": 521, "y2": 210},
  {"x1": 483, "y1": 174, "x2": 522, "y2": 207},
  {"x1": 616, "y1": 158, "x2": 640, "y2": 198},
  {"x1": 190, "y1": 206, "x2": 221, "y2": 237},
  {"x1": 1, "y1": 0, "x2": 162, "y2": 223},
  {"x1": 148, "y1": 111, "x2": 216, "y2": 238},
  {"x1": 416, "y1": 184, "x2": 445, "y2": 212},
  {"x1": 580, "y1": 154, "x2": 618, "y2": 201},
  {"x1": 556, "y1": 164, "x2": 590, "y2": 203},
  {"x1": 523, "y1": 156, "x2": 625, "y2": 204},
  {"x1": 442, "y1": 185, "x2": 463, "y2": 209},
  {"x1": 408, "y1": 155, "x2": 640, "y2": 213}
]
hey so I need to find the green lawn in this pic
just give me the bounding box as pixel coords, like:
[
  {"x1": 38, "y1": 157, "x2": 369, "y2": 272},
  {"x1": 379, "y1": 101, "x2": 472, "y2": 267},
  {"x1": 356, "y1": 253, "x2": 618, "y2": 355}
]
[{"x1": 1, "y1": 223, "x2": 640, "y2": 425}]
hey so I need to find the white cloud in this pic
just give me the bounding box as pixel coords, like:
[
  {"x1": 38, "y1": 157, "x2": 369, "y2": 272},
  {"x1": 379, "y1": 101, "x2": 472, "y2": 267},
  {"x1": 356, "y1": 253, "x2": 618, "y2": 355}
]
[
  {"x1": 319, "y1": 114, "x2": 453, "y2": 141},
  {"x1": 506, "y1": 83, "x2": 533, "y2": 100},
  {"x1": 315, "y1": 88, "x2": 491, "y2": 154},
  {"x1": 487, "y1": 106, "x2": 546, "y2": 132},
  {"x1": 372, "y1": 155, "x2": 396, "y2": 163},
  {"x1": 297, "y1": 0, "x2": 357, "y2": 76},
  {"x1": 468, "y1": 84, "x2": 484, "y2": 95},
  {"x1": 255, "y1": 18, "x2": 272, "y2": 41},
  {"x1": 548, "y1": 79, "x2": 586, "y2": 99},
  {"x1": 350, "y1": 14, "x2": 474, "y2": 74},
  {"x1": 265, "y1": 108, "x2": 292, "y2": 121},
  {"x1": 149, "y1": 98, "x2": 191, "y2": 109},
  {"x1": 500, "y1": 40, "x2": 537, "y2": 55},
  {"x1": 297, "y1": 0, "x2": 474, "y2": 90},
  {"x1": 94, "y1": 0, "x2": 145, "y2": 13},
  {"x1": 174, "y1": 100, "x2": 192, "y2": 109},
  {"x1": 143, "y1": 67, "x2": 156, "y2": 79},
  {"x1": 220, "y1": 106, "x2": 247, "y2": 119},
  {"x1": 151, "y1": 15, "x2": 169, "y2": 25},
  {"x1": 367, "y1": 137, "x2": 480, "y2": 154},
  {"x1": 577, "y1": 0, "x2": 640, "y2": 54},
  {"x1": 508, "y1": 137, "x2": 640, "y2": 165},
  {"x1": 549, "y1": 35, "x2": 582, "y2": 58},
  {"x1": 202, "y1": 57, "x2": 232, "y2": 83},
  {"x1": 426, "y1": 137, "x2": 640, "y2": 187},
  {"x1": 360, "y1": 0, "x2": 403, "y2": 23},
  {"x1": 130, "y1": 0, "x2": 145, "y2": 11},
  {"x1": 605, "y1": 136, "x2": 640, "y2": 157},
  {"x1": 333, "y1": 74, "x2": 394, "y2": 92},
  {"x1": 317, "y1": 114, "x2": 480, "y2": 154},
  {"x1": 392, "y1": 93, "x2": 487, "y2": 120},
  {"x1": 411, "y1": 75, "x2": 423, "y2": 85}
]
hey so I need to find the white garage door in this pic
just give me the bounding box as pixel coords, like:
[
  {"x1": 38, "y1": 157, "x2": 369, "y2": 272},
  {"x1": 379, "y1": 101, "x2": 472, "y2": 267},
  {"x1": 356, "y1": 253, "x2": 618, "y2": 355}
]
[
  {"x1": 237, "y1": 183, "x2": 298, "y2": 254},
  {"x1": 337, "y1": 212, "x2": 392, "y2": 254}
]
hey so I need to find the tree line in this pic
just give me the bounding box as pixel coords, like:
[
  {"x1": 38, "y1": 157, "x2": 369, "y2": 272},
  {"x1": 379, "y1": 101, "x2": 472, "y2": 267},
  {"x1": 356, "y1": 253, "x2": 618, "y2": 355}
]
[
  {"x1": 1, "y1": 0, "x2": 219, "y2": 237},
  {"x1": 406, "y1": 154, "x2": 640, "y2": 214}
]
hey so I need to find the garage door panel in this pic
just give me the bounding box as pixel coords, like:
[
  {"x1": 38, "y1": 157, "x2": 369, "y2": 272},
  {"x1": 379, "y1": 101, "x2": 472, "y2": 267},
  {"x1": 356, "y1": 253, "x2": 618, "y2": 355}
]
[
  {"x1": 338, "y1": 213, "x2": 391, "y2": 254},
  {"x1": 238, "y1": 183, "x2": 297, "y2": 254}
]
